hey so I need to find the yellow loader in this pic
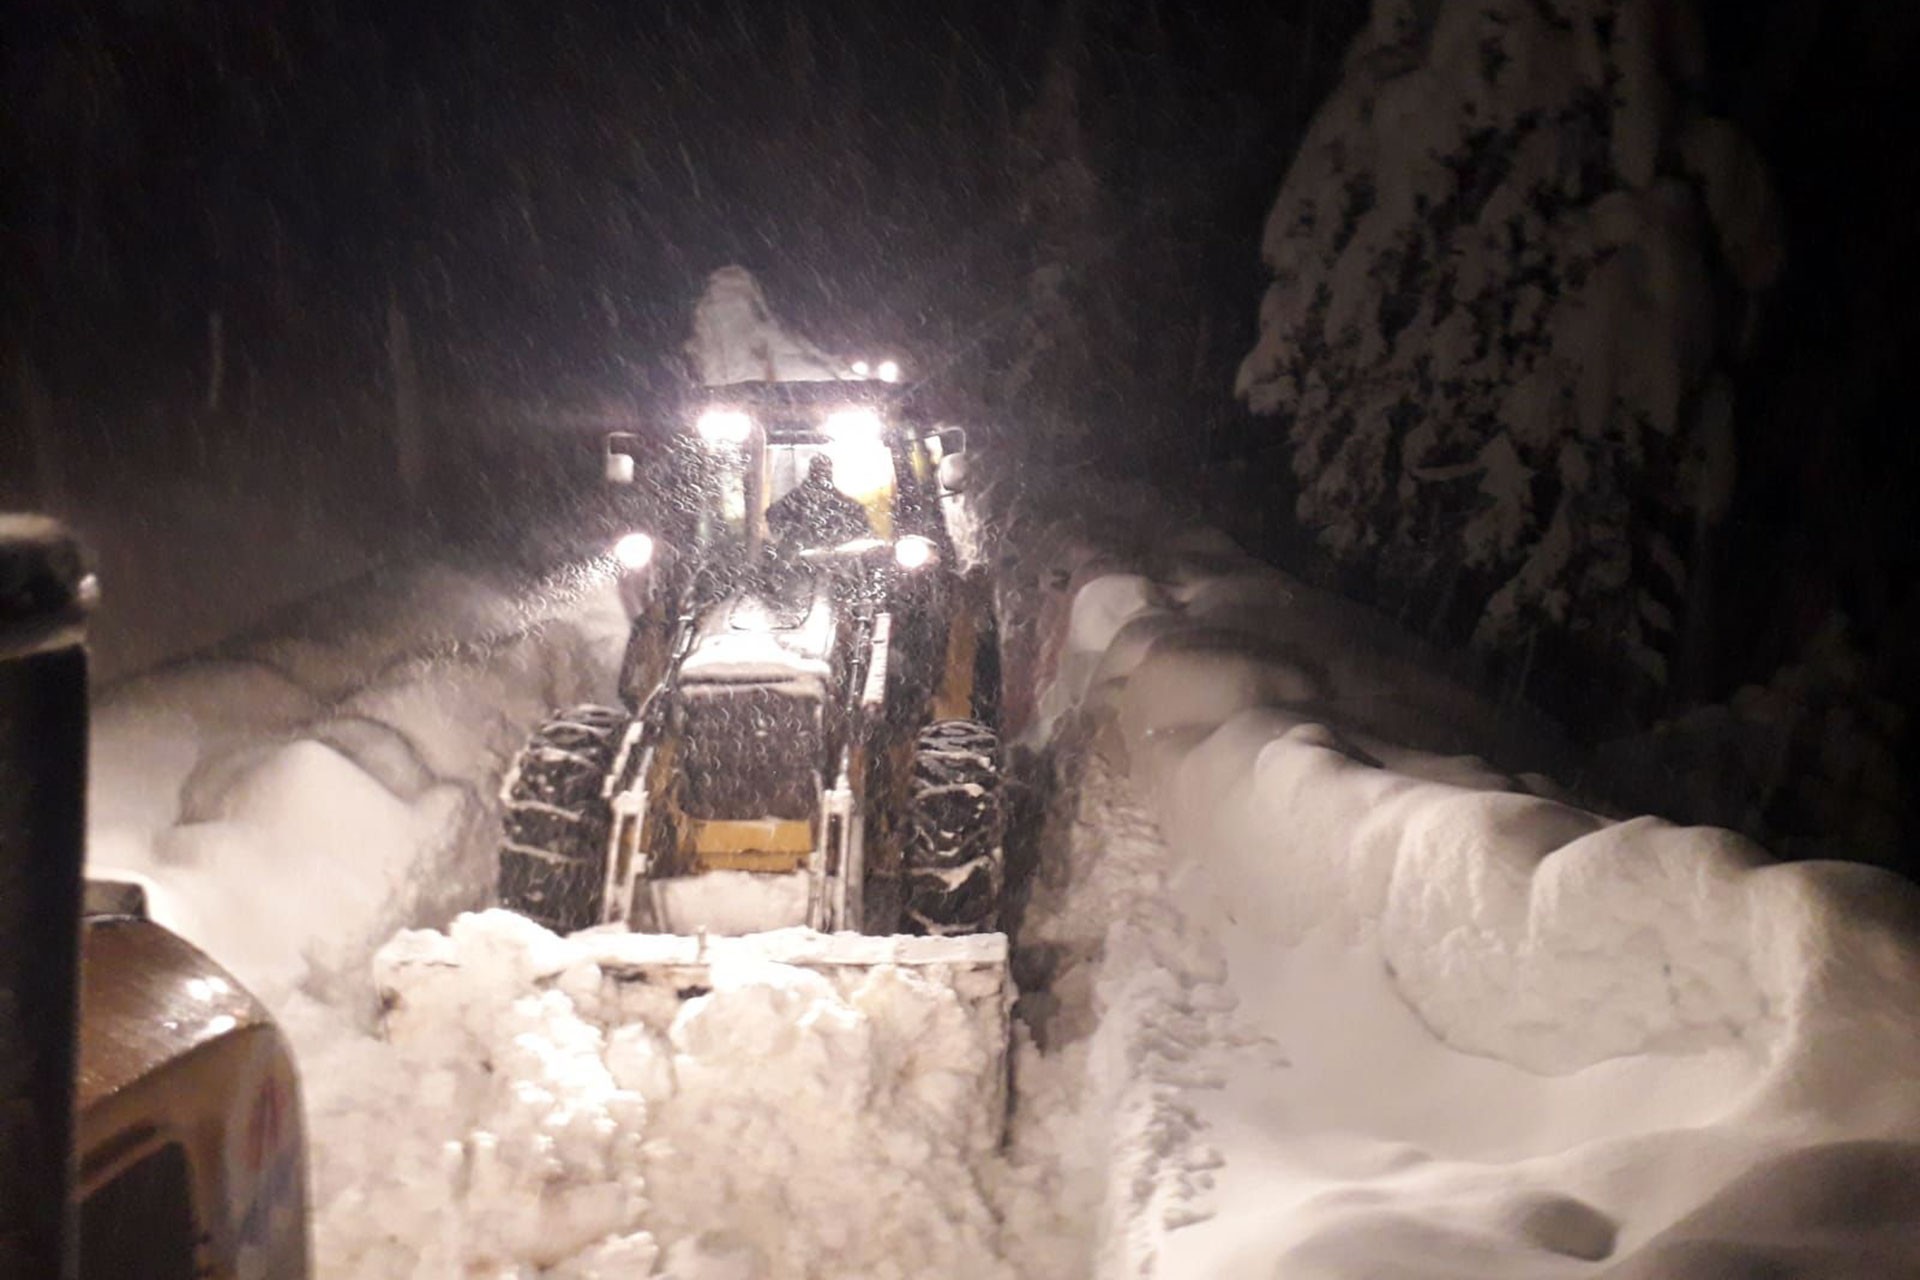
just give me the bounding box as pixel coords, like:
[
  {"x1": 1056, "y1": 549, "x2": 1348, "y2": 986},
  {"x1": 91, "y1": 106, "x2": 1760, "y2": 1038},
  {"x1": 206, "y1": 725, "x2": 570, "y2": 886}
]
[{"x1": 492, "y1": 378, "x2": 1012, "y2": 1102}]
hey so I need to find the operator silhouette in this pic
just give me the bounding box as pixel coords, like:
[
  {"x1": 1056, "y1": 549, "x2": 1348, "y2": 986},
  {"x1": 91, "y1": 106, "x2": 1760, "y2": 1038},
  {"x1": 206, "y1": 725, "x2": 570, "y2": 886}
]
[{"x1": 766, "y1": 455, "x2": 872, "y2": 550}]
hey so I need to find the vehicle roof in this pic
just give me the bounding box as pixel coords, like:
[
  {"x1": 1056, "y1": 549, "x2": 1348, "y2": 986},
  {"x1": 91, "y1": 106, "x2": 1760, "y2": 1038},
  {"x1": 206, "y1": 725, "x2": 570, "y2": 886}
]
[{"x1": 76, "y1": 917, "x2": 272, "y2": 1116}]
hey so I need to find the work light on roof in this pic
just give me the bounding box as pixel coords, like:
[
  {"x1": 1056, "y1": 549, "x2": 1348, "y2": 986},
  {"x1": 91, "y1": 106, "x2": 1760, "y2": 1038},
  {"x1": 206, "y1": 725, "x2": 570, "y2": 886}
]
[
  {"x1": 695, "y1": 408, "x2": 753, "y2": 447},
  {"x1": 823, "y1": 406, "x2": 885, "y2": 442}
]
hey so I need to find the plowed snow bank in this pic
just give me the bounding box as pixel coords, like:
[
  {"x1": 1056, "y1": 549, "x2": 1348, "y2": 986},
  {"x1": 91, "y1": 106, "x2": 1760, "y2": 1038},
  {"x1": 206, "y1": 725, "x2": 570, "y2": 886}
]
[
  {"x1": 310, "y1": 916, "x2": 1014, "y2": 1278},
  {"x1": 995, "y1": 482, "x2": 1920, "y2": 1279},
  {"x1": 87, "y1": 560, "x2": 626, "y2": 1004}
]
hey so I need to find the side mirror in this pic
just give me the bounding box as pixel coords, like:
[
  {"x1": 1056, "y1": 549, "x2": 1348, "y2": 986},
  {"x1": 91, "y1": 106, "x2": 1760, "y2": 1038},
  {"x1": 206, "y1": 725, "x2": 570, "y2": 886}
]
[
  {"x1": 604, "y1": 432, "x2": 641, "y2": 484},
  {"x1": 928, "y1": 426, "x2": 967, "y2": 461},
  {"x1": 937, "y1": 452, "x2": 970, "y2": 495}
]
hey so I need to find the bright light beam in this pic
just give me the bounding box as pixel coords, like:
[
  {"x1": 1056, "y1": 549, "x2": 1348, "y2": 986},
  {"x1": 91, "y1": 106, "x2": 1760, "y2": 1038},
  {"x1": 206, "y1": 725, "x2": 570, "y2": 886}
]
[
  {"x1": 893, "y1": 535, "x2": 936, "y2": 570},
  {"x1": 696, "y1": 408, "x2": 753, "y2": 446},
  {"x1": 613, "y1": 532, "x2": 655, "y2": 570}
]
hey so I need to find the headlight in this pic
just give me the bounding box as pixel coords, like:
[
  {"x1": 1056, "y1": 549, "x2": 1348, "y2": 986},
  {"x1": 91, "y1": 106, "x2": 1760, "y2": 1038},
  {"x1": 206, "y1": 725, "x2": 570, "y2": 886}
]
[
  {"x1": 695, "y1": 408, "x2": 752, "y2": 446},
  {"x1": 893, "y1": 535, "x2": 936, "y2": 570},
  {"x1": 612, "y1": 532, "x2": 655, "y2": 570},
  {"x1": 822, "y1": 407, "x2": 885, "y2": 442},
  {"x1": 876, "y1": 359, "x2": 901, "y2": 383}
]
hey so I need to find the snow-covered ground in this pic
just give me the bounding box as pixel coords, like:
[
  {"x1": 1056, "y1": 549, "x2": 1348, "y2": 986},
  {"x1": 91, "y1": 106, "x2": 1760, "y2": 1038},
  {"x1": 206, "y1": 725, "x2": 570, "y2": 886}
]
[
  {"x1": 88, "y1": 557, "x2": 628, "y2": 1007},
  {"x1": 86, "y1": 466, "x2": 1920, "y2": 1278},
  {"x1": 992, "y1": 480, "x2": 1920, "y2": 1278}
]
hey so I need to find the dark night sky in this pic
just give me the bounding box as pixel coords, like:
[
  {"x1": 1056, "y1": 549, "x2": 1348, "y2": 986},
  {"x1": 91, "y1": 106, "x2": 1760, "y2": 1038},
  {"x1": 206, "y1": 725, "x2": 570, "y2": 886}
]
[{"x1": 4, "y1": 0, "x2": 1346, "y2": 414}]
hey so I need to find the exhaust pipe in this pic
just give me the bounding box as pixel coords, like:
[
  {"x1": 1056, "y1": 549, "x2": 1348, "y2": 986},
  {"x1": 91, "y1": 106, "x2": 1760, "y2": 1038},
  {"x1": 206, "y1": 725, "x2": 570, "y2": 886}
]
[{"x1": 0, "y1": 515, "x2": 94, "y2": 1280}]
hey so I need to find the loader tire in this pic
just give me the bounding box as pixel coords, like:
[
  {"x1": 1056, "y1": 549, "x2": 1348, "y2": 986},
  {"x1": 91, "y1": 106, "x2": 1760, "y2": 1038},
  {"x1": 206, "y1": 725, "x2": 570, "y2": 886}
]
[
  {"x1": 903, "y1": 719, "x2": 1005, "y2": 935},
  {"x1": 498, "y1": 704, "x2": 627, "y2": 934}
]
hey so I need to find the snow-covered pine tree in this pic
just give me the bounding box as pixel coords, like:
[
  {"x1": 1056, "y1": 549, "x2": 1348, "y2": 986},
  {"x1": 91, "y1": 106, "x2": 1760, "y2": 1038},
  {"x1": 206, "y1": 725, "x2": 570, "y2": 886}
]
[{"x1": 1237, "y1": 0, "x2": 1777, "y2": 721}]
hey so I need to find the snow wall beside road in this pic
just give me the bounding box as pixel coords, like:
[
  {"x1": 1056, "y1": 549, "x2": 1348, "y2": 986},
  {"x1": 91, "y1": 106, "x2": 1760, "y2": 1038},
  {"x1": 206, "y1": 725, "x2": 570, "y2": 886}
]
[
  {"x1": 988, "y1": 474, "x2": 1920, "y2": 1278},
  {"x1": 86, "y1": 559, "x2": 630, "y2": 1009}
]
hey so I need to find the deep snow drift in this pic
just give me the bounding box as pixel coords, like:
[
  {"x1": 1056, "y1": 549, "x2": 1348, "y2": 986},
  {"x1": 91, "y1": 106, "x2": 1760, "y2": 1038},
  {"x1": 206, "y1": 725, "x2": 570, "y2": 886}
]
[
  {"x1": 993, "y1": 479, "x2": 1920, "y2": 1278},
  {"x1": 87, "y1": 558, "x2": 628, "y2": 1007}
]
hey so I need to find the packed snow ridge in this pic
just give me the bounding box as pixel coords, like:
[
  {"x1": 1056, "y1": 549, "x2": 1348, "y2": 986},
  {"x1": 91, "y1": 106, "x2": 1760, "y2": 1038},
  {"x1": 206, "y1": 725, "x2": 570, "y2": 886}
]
[{"x1": 989, "y1": 476, "x2": 1920, "y2": 1277}]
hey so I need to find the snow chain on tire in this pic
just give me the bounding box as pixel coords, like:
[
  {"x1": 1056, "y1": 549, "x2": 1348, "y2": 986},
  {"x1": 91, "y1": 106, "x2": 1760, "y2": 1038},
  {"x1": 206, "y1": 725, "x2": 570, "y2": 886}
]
[
  {"x1": 903, "y1": 719, "x2": 1005, "y2": 935},
  {"x1": 498, "y1": 704, "x2": 627, "y2": 934}
]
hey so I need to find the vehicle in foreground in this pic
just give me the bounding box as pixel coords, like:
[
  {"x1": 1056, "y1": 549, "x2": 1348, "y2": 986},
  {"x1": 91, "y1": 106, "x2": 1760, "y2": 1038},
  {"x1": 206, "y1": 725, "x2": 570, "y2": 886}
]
[{"x1": 0, "y1": 516, "x2": 309, "y2": 1280}]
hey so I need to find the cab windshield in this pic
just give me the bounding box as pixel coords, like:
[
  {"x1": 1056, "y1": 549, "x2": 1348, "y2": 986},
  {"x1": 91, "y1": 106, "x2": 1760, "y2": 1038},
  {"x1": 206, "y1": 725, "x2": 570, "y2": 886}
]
[{"x1": 764, "y1": 437, "x2": 895, "y2": 538}]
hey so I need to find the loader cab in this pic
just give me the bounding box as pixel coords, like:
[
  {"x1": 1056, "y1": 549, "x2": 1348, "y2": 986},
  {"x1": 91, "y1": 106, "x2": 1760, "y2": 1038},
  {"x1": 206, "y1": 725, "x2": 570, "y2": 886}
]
[
  {"x1": 681, "y1": 382, "x2": 950, "y2": 556},
  {"x1": 761, "y1": 421, "x2": 897, "y2": 540}
]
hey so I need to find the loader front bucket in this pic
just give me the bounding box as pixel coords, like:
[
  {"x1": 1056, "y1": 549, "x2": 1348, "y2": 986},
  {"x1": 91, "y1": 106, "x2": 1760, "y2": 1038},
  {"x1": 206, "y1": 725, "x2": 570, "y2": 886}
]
[{"x1": 375, "y1": 919, "x2": 1014, "y2": 1147}]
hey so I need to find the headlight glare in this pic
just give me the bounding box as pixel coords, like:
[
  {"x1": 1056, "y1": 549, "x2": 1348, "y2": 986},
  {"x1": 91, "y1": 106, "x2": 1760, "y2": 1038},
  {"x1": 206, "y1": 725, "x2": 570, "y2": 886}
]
[
  {"x1": 613, "y1": 532, "x2": 655, "y2": 570},
  {"x1": 823, "y1": 407, "x2": 885, "y2": 442},
  {"x1": 893, "y1": 535, "x2": 936, "y2": 570},
  {"x1": 695, "y1": 408, "x2": 753, "y2": 446}
]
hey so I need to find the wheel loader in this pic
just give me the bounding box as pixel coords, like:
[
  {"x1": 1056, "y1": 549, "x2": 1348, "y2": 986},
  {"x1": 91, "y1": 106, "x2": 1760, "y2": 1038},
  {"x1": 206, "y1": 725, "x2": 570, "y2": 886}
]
[
  {"x1": 0, "y1": 516, "x2": 310, "y2": 1280},
  {"x1": 498, "y1": 377, "x2": 1006, "y2": 943}
]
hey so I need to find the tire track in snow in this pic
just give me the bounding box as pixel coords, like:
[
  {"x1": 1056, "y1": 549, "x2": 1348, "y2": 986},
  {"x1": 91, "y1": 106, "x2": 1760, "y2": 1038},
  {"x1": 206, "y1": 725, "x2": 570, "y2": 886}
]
[{"x1": 995, "y1": 721, "x2": 1268, "y2": 1279}]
